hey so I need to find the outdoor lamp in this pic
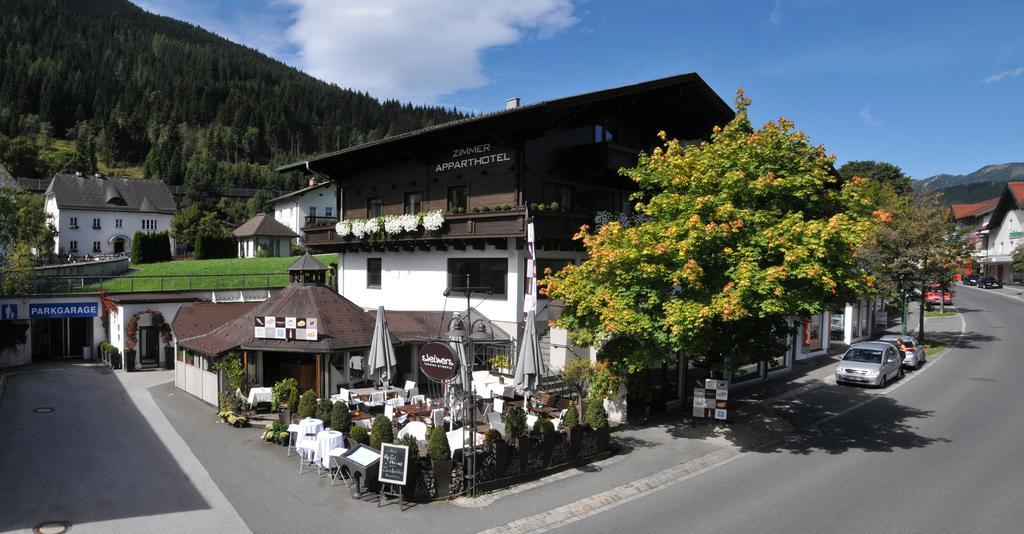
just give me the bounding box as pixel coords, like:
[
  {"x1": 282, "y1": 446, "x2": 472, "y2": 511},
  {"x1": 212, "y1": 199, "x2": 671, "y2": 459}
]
[
  {"x1": 469, "y1": 319, "x2": 494, "y2": 342},
  {"x1": 447, "y1": 312, "x2": 469, "y2": 337}
]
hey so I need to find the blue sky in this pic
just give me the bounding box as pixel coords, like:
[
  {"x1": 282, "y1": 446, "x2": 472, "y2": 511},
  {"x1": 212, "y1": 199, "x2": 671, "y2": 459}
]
[{"x1": 137, "y1": 0, "x2": 1023, "y2": 179}]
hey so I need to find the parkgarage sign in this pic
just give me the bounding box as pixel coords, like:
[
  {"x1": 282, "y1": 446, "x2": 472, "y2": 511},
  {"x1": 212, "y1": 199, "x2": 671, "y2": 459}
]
[{"x1": 29, "y1": 302, "x2": 99, "y2": 319}]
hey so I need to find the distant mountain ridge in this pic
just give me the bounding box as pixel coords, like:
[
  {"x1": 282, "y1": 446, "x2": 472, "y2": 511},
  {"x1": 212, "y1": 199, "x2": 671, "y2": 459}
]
[{"x1": 913, "y1": 163, "x2": 1024, "y2": 205}]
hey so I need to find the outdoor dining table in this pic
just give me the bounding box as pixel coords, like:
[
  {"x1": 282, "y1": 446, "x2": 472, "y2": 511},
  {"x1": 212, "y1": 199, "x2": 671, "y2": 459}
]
[
  {"x1": 348, "y1": 385, "x2": 404, "y2": 402},
  {"x1": 506, "y1": 400, "x2": 561, "y2": 417},
  {"x1": 246, "y1": 387, "x2": 272, "y2": 406},
  {"x1": 297, "y1": 418, "x2": 324, "y2": 459},
  {"x1": 395, "y1": 404, "x2": 432, "y2": 422},
  {"x1": 313, "y1": 430, "x2": 344, "y2": 469}
]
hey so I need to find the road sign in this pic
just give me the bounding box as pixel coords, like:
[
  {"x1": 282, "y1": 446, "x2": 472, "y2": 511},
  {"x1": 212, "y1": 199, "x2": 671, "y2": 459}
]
[{"x1": 1, "y1": 304, "x2": 17, "y2": 320}]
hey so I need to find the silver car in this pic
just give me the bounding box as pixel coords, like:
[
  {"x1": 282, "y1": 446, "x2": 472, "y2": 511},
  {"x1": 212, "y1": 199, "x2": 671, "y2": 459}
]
[
  {"x1": 835, "y1": 341, "x2": 904, "y2": 388},
  {"x1": 878, "y1": 334, "x2": 925, "y2": 369}
]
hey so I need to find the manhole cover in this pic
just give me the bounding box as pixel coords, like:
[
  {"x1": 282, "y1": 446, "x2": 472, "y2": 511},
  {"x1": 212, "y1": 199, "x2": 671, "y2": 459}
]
[
  {"x1": 33, "y1": 521, "x2": 70, "y2": 534},
  {"x1": 32, "y1": 407, "x2": 55, "y2": 414}
]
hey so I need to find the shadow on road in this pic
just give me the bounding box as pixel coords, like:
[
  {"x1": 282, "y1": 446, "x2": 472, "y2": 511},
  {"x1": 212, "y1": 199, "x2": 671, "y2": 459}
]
[
  {"x1": 925, "y1": 330, "x2": 998, "y2": 350},
  {"x1": 0, "y1": 362, "x2": 209, "y2": 531}
]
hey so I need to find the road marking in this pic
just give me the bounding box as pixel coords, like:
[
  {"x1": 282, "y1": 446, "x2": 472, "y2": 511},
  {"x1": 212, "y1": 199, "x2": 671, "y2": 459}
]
[
  {"x1": 478, "y1": 447, "x2": 745, "y2": 534},
  {"x1": 957, "y1": 284, "x2": 1024, "y2": 304}
]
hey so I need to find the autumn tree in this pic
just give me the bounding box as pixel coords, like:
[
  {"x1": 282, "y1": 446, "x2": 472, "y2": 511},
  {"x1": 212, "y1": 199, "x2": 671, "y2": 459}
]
[
  {"x1": 859, "y1": 192, "x2": 968, "y2": 343},
  {"x1": 544, "y1": 92, "x2": 878, "y2": 375}
]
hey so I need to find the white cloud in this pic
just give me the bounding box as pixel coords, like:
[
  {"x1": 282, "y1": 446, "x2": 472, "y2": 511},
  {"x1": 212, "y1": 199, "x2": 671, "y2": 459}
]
[
  {"x1": 769, "y1": 0, "x2": 783, "y2": 26},
  {"x1": 283, "y1": 0, "x2": 577, "y2": 103},
  {"x1": 859, "y1": 105, "x2": 881, "y2": 127},
  {"x1": 981, "y1": 67, "x2": 1024, "y2": 83}
]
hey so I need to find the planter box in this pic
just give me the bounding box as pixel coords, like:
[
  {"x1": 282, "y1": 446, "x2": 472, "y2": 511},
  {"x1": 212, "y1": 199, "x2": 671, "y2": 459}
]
[
  {"x1": 515, "y1": 436, "x2": 531, "y2": 475},
  {"x1": 566, "y1": 426, "x2": 582, "y2": 459},
  {"x1": 596, "y1": 426, "x2": 610, "y2": 452},
  {"x1": 541, "y1": 432, "x2": 560, "y2": 467},
  {"x1": 432, "y1": 458, "x2": 452, "y2": 498},
  {"x1": 124, "y1": 350, "x2": 136, "y2": 371}
]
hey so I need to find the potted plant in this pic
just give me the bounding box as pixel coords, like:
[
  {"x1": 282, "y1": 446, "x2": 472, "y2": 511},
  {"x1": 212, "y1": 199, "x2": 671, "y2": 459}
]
[
  {"x1": 317, "y1": 398, "x2": 333, "y2": 425},
  {"x1": 330, "y1": 401, "x2": 351, "y2": 433},
  {"x1": 549, "y1": 201, "x2": 560, "y2": 211},
  {"x1": 484, "y1": 428, "x2": 508, "y2": 476},
  {"x1": 399, "y1": 434, "x2": 421, "y2": 499},
  {"x1": 504, "y1": 406, "x2": 529, "y2": 474},
  {"x1": 271, "y1": 378, "x2": 297, "y2": 413},
  {"x1": 297, "y1": 390, "x2": 317, "y2": 419},
  {"x1": 349, "y1": 425, "x2": 370, "y2": 445},
  {"x1": 277, "y1": 430, "x2": 290, "y2": 446},
  {"x1": 585, "y1": 394, "x2": 610, "y2": 452},
  {"x1": 369, "y1": 415, "x2": 393, "y2": 450},
  {"x1": 286, "y1": 388, "x2": 300, "y2": 422},
  {"x1": 563, "y1": 401, "x2": 582, "y2": 459},
  {"x1": 427, "y1": 426, "x2": 452, "y2": 498},
  {"x1": 533, "y1": 418, "x2": 558, "y2": 466}
]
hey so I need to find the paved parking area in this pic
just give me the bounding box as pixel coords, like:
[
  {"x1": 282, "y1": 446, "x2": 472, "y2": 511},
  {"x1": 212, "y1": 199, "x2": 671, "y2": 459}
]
[{"x1": 0, "y1": 363, "x2": 247, "y2": 534}]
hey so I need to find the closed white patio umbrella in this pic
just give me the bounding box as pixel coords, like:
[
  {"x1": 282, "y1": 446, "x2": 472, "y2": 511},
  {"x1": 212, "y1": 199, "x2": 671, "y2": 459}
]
[
  {"x1": 514, "y1": 310, "x2": 545, "y2": 400},
  {"x1": 366, "y1": 306, "x2": 397, "y2": 388}
]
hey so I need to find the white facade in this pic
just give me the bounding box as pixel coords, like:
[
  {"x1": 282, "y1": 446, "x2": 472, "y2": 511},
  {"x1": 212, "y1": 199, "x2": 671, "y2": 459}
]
[
  {"x1": 236, "y1": 236, "x2": 292, "y2": 258},
  {"x1": 983, "y1": 207, "x2": 1023, "y2": 265},
  {"x1": 46, "y1": 197, "x2": 175, "y2": 256},
  {"x1": 272, "y1": 183, "x2": 338, "y2": 244}
]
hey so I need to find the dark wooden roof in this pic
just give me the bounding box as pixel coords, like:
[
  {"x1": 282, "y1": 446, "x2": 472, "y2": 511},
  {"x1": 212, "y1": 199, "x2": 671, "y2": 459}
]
[
  {"x1": 45, "y1": 173, "x2": 177, "y2": 214},
  {"x1": 178, "y1": 285, "x2": 381, "y2": 355},
  {"x1": 172, "y1": 301, "x2": 260, "y2": 343},
  {"x1": 278, "y1": 72, "x2": 734, "y2": 176},
  {"x1": 232, "y1": 213, "x2": 299, "y2": 238},
  {"x1": 288, "y1": 252, "x2": 327, "y2": 272}
]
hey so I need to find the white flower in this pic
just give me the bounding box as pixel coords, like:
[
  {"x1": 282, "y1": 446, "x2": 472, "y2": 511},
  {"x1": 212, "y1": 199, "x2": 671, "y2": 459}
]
[
  {"x1": 364, "y1": 217, "x2": 380, "y2": 234},
  {"x1": 422, "y1": 210, "x2": 445, "y2": 231},
  {"x1": 335, "y1": 219, "x2": 351, "y2": 237},
  {"x1": 398, "y1": 213, "x2": 419, "y2": 233},
  {"x1": 383, "y1": 215, "x2": 404, "y2": 235},
  {"x1": 350, "y1": 219, "x2": 369, "y2": 238}
]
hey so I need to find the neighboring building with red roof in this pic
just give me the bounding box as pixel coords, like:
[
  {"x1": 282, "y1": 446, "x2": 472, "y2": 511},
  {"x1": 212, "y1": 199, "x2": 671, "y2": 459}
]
[{"x1": 976, "y1": 182, "x2": 1024, "y2": 282}]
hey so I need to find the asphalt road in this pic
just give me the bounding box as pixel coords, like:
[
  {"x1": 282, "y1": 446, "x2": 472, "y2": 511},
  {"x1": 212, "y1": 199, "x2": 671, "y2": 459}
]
[{"x1": 559, "y1": 286, "x2": 1024, "y2": 534}]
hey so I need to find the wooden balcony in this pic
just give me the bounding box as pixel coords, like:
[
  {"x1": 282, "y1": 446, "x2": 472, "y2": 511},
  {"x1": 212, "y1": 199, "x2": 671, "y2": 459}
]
[{"x1": 302, "y1": 208, "x2": 528, "y2": 252}]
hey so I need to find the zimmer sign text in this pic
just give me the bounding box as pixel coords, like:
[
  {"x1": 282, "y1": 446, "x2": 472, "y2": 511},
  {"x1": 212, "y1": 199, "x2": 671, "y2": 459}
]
[{"x1": 435, "y1": 143, "x2": 512, "y2": 173}]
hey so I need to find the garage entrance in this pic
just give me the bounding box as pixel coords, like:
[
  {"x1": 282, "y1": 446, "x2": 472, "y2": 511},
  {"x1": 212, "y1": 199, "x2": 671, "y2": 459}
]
[{"x1": 30, "y1": 317, "x2": 93, "y2": 361}]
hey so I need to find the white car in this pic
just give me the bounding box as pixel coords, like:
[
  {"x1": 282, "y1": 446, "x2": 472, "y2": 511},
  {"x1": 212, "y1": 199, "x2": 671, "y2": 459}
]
[
  {"x1": 878, "y1": 334, "x2": 925, "y2": 369},
  {"x1": 835, "y1": 342, "x2": 904, "y2": 388}
]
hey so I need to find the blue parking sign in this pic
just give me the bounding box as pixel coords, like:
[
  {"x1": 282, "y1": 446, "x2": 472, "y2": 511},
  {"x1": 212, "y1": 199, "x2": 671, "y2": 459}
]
[{"x1": 1, "y1": 304, "x2": 16, "y2": 320}]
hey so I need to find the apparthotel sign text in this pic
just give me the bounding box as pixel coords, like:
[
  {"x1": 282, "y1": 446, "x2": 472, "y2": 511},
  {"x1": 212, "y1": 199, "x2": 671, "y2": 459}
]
[{"x1": 435, "y1": 143, "x2": 512, "y2": 173}]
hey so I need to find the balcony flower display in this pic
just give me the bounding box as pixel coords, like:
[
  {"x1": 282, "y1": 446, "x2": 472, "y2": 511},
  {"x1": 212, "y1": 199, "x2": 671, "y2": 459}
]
[
  {"x1": 335, "y1": 219, "x2": 352, "y2": 237},
  {"x1": 398, "y1": 213, "x2": 420, "y2": 233},
  {"x1": 422, "y1": 210, "x2": 445, "y2": 231},
  {"x1": 383, "y1": 215, "x2": 404, "y2": 235}
]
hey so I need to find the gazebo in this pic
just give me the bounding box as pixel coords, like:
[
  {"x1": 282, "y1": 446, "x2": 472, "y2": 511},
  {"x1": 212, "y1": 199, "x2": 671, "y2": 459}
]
[{"x1": 233, "y1": 213, "x2": 299, "y2": 258}]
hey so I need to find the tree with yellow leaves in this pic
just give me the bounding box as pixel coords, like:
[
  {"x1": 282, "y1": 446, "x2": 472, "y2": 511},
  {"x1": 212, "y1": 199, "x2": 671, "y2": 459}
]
[{"x1": 544, "y1": 92, "x2": 878, "y2": 375}]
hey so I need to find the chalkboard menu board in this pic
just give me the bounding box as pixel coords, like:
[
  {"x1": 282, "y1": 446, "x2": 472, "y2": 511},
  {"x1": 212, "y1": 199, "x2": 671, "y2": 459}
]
[{"x1": 378, "y1": 443, "x2": 409, "y2": 486}]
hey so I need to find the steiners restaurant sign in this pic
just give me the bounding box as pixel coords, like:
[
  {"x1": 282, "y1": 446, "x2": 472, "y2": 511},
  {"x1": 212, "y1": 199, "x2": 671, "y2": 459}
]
[
  {"x1": 418, "y1": 342, "x2": 459, "y2": 382},
  {"x1": 434, "y1": 143, "x2": 512, "y2": 173}
]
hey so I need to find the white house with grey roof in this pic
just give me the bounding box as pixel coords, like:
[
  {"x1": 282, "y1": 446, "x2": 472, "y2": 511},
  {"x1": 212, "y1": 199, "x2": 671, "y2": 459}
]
[
  {"x1": 269, "y1": 179, "x2": 338, "y2": 244},
  {"x1": 45, "y1": 172, "x2": 177, "y2": 257}
]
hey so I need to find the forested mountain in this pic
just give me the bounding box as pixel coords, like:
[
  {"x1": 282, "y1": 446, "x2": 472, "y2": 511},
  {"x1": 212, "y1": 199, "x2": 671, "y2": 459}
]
[
  {"x1": 0, "y1": 0, "x2": 464, "y2": 197},
  {"x1": 914, "y1": 163, "x2": 1024, "y2": 205}
]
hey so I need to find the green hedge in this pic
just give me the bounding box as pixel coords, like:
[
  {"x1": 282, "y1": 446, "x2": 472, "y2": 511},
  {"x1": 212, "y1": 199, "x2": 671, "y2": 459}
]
[
  {"x1": 194, "y1": 230, "x2": 235, "y2": 260},
  {"x1": 130, "y1": 231, "x2": 172, "y2": 264}
]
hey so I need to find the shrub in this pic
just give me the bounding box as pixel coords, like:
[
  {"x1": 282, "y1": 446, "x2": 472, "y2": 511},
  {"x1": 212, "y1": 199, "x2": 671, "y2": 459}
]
[
  {"x1": 330, "y1": 401, "x2": 350, "y2": 433},
  {"x1": 194, "y1": 229, "x2": 235, "y2": 260},
  {"x1": 271, "y1": 378, "x2": 297, "y2": 412},
  {"x1": 427, "y1": 426, "x2": 450, "y2": 460},
  {"x1": 287, "y1": 388, "x2": 300, "y2": 413},
  {"x1": 350, "y1": 425, "x2": 370, "y2": 445},
  {"x1": 585, "y1": 394, "x2": 609, "y2": 430},
  {"x1": 370, "y1": 415, "x2": 393, "y2": 450},
  {"x1": 501, "y1": 204, "x2": 511, "y2": 211},
  {"x1": 549, "y1": 201, "x2": 560, "y2": 211},
  {"x1": 316, "y1": 399, "x2": 333, "y2": 423},
  {"x1": 533, "y1": 417, "x2": 555, "y2": 435},
  {"x1": 482, "y1": 205, "x2": 491, "y2": 212},
  {"x1": 278, "y1": 430, "x2": 290, "y2": 442},
  {"x1": 484, "y1": 428, "x2": 504, "y2": 444},
  {"x1": 504, "y1": 406, "x2": 527, "y2": 439},
  {"x1": 297, "y1": 390, "x2": 317, "y2": 419},
  {"x1": 399, "y1": 434, "x2": 420, "y2": 456},
  {"x1": 563, "y1": 401, "x2": 579, "y2": 430}
]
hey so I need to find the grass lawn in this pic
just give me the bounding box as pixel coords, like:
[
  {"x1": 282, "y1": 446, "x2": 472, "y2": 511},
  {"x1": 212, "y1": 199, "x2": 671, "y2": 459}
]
[
  {"x1": 82, "y1": 254, "x2": 336, "y2": 293},
  {"x1": 924, "y1": 310, "x2": 958, "y2": 317},
  {"x1": 924, "y1": 341, "x2": 947, "y2": 357}
]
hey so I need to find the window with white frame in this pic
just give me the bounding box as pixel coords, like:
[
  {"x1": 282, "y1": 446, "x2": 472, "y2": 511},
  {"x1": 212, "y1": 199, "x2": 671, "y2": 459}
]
[
  {"x1": 92, "y1": 241, "x2": 101, "y2": 253},
  {"x1": 69, "y1": 240, "x2": 78, "y2": 252},
  {"x1": 69, "y1": 217, "x2": 78, "y2": 229},
  {"x1": 92, "y1": 217, "x2": 101, "y2": 229}
]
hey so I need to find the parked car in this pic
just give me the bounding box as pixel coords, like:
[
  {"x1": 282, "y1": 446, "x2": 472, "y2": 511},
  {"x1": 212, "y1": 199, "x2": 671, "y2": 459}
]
[
  {"x1": 878, "y1": 334, "x2": 925, "y2": 369},
  {"x1": 835, "y1": 341, "x2": 904, "y2": 388},
  {"x1": 963, "y1": 274, "x2": 980, "y2": 286},
  {"x1": 978, "y1": 276, "x2": 1003, "y2": 289},
  {"x1": 924, "y1": 284, "x2": 953, "y2": 305}
]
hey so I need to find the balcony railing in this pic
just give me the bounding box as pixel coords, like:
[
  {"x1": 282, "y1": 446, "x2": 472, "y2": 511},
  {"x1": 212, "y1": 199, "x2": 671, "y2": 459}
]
[
  {"x1": 304, "y1": 215, "x2": 339, "y2": 228},
  {"x1": 303, "y1": 208, "x2": 527, "y2": 248}
]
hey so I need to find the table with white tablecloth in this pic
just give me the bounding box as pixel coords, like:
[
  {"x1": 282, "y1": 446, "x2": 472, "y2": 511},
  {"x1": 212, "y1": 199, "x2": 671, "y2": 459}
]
[
  {"x1": 246, "y1": 387, "x2": 273, "y2": 406},
  {"x1": 313, "y1": 430, "x2": 345, "y2": 468},
  {"x1": 297, "y1": 418, "x2": 324, "y2": 459}
]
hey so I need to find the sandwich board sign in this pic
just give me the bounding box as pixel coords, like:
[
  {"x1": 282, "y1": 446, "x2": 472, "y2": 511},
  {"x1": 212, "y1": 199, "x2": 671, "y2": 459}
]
[
  {"x1": 378, "y1": 443, "x2": 409, "y2": 486},
  {"x1": 692, "y1": 379, "x2": 729, "y2": 421}
]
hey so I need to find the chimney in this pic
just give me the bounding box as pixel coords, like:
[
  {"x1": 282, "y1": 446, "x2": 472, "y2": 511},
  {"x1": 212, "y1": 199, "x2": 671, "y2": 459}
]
[
  {"x1": 505, "y1": 97, "x2": 520, "y2": 110},
  {"x1": 309, "y1": 178, "x2": 317, "y2": 187}
]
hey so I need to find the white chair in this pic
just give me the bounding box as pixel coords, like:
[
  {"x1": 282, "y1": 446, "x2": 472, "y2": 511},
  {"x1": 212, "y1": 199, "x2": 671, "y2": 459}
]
[
  {"x1": 328, "y1": 444, "x2": 351, "y2": 487},
  {"x1": 336, "y1": 388, "x2": 355, "y2": 407},
  {"x1": 296, "y1": 433, "x2": 319, "y2": 475},
  {"x1": 384, "y1": 404, "x2": 395, "y2": 421},
  {"x1": 526, "y1": 414, "x2": 538, "y2": 430},
  {"x1": 431, "y1": 408, "x2": 445, "y2": 428},
  {"x1": 445, "y1": 428, "x2": 470, "y2": 458},
  {"x1": 369, "y1": 391, "x2": 385, "y2": 407},
  {"x1": 493, "y1": 397, "x2": 504, "y2": 414},
  {"x1": 286, "y1": 423, "x2": 301, "y2": 457},
  {"x1": 551, "y1": 409, "x2": 568, "y2": 431},
  {"x1": 391, "y1": 396, "x2": 406, "y2": 407},
  {"x1": 398, "y1": 421, "x2": 428, "y2": 442},
  {"x1": 403, "y1": 380, "x2": 417, "y2": 391},
  {"x1": 486, "y1": 412, "x2": 505, "y2": 437},
  {"x1": 406, "y1": 387, "x2": 419, "y2": 398},
  {"x1": 395, "y1": 413, "x2": 409, "y2": 425}
]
